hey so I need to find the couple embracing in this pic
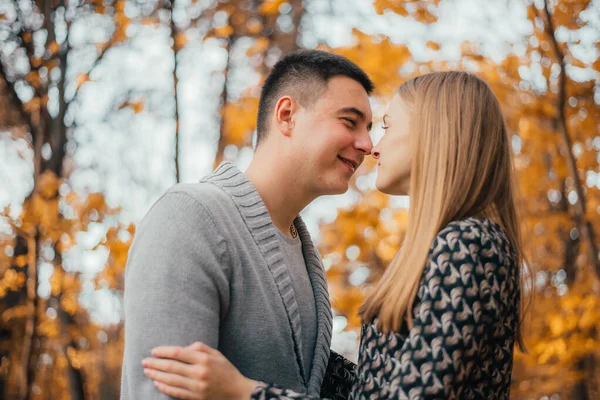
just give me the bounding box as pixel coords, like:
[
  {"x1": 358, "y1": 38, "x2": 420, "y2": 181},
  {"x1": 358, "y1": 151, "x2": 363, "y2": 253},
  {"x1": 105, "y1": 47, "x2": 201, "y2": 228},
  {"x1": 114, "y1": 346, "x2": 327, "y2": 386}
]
[{"x1": 121, "y1": 50, "x2": 526, "y2": 400}]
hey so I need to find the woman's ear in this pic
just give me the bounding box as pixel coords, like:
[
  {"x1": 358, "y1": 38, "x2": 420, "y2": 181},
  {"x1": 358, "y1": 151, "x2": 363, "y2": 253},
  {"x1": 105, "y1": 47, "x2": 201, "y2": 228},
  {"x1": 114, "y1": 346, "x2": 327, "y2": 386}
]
[{"x1": 274, "y1": 96, "x2": 296, "y2": 137}]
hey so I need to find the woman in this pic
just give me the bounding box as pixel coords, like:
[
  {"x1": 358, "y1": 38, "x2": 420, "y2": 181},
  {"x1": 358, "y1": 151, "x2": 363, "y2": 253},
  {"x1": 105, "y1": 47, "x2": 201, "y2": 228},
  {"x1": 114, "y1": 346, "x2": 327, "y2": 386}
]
[{"x1": 142, "y1": 71, "x2": 528, "y2": 399}]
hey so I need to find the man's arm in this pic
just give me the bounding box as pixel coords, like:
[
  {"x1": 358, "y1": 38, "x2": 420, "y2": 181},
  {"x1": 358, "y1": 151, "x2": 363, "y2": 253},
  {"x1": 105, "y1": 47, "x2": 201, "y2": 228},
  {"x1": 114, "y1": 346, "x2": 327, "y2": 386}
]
[
  {"x1": 121, "y1": 191, "x2": 230, "y2": 399},
  {"x1": 242, "y1": 351, "x2": 356, "y2": 400}
]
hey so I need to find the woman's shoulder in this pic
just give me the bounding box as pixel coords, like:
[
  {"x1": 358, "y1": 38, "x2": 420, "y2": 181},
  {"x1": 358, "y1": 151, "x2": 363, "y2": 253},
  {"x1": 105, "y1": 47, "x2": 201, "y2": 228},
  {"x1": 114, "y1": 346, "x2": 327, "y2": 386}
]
[
  {"x1": 437, "y1": 216, "x2": 505, "y2": 239},
  {"x1": 432, "y1": 217, "x2": 513, "y2": 258},
  {"x1": 425, "y1": 216, "x2": 518, "y2": 288},
  {"x1": 421, "y1": 217, "x2": 519, "y2": 323}
]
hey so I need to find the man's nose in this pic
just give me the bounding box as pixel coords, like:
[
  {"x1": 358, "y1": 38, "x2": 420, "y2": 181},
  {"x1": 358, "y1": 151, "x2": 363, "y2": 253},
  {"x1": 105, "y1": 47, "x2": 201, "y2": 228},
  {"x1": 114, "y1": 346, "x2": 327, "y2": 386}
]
[{"x1": 356, "y1": 129, "x2": 373, "y2": 155}]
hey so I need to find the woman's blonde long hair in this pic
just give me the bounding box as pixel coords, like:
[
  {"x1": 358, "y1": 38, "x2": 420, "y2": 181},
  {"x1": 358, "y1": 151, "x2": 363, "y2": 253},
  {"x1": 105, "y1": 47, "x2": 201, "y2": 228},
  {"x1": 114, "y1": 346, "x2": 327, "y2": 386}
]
[{"x1": 360, "y1": 71, "x2": 528, "y2": 351}]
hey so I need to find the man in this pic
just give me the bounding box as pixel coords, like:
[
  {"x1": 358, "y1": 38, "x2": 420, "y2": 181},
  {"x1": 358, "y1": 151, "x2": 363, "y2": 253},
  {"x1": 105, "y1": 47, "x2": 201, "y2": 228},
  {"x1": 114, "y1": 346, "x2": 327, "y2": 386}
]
[{"x1": 120, "y1": 49, "x2": 374, "y2": 399}]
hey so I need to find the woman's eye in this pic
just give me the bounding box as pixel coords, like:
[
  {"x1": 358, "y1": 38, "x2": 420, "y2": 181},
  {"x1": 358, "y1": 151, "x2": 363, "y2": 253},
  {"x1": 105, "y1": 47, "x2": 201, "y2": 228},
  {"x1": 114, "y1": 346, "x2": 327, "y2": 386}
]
[{"x1": 382, "y1": 125, "x2": 389, "y2": 130}]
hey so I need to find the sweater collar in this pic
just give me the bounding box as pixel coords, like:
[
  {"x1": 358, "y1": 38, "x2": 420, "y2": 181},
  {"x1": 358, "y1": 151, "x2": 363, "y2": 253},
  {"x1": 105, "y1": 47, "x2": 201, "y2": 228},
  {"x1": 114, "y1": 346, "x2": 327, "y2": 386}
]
[{"x1": 203, "y1": 162, "x2": 332, "y2": 395}]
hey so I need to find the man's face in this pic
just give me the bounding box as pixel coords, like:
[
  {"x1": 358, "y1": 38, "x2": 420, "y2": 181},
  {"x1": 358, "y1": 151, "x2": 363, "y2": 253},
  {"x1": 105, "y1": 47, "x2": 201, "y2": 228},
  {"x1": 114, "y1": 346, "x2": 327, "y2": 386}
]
[{"x1": 291, "y1": 76, "x2": 373, "y2": 195}]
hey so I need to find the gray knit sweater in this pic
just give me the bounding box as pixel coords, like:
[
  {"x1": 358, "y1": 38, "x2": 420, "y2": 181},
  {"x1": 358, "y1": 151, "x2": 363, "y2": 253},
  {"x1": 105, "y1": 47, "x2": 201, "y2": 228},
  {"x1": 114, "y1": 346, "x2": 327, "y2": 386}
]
[{"x1": 120, "y1": 162, "x2": 333, "y2": 399}]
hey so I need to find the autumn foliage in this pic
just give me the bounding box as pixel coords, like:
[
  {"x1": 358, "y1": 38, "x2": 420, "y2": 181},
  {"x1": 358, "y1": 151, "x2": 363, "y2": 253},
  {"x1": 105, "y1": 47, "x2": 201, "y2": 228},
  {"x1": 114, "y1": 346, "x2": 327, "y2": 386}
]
[{"x1": 1, "y1": 0, "x2": 599, "y2": 399}]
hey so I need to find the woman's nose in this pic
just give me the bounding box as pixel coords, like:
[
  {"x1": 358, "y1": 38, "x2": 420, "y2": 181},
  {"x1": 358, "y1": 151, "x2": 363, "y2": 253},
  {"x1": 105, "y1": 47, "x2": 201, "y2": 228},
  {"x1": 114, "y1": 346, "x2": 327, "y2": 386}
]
[{"x1": 373, "y1": 151, "x2": 380, "y2": 159}]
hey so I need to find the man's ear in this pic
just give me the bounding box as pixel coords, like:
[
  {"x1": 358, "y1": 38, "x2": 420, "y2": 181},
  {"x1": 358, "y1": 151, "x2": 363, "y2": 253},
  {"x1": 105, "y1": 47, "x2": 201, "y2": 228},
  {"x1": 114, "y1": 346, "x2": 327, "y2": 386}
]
[{"x1": 274, "y1": 96, "x2": 297, "y2": 137}]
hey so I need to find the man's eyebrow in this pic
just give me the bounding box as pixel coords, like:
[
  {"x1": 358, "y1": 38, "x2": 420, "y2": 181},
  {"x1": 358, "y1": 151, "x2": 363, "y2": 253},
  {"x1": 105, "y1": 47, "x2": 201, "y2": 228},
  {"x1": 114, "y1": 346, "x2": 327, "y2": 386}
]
[{"x1": 337, "y1": 107, "x2": 366, "y2": 120}]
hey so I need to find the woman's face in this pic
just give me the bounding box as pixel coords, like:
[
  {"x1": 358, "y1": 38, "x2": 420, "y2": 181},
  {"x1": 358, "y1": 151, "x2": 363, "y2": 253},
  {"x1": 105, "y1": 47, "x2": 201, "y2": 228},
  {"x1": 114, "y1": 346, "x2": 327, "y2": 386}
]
[{"x1": 373, "y1": 94, "x2": 413, "y2": 196}]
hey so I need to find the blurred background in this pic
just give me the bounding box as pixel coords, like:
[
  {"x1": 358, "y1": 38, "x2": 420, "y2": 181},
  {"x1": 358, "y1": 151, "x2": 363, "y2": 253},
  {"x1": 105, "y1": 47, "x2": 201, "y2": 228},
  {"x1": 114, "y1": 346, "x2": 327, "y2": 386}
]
[{"x1": 0, "y1": 0, "x2": 599, "y2": 398}]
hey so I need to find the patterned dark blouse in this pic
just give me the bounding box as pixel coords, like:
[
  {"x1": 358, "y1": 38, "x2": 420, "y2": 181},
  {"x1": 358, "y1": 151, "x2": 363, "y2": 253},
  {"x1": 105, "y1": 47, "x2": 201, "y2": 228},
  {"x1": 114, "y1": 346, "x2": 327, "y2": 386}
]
[{"x1": 251, "y1": 217, "x2": 520, "y2": 400}]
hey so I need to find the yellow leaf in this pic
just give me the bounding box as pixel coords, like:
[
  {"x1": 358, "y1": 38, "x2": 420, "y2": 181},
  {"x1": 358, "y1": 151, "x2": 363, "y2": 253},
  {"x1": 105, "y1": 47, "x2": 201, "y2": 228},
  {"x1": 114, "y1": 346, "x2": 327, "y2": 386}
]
[
  {"x1": 258, "y1": 0, "x2": 285, "y2": 15},
  {"x1": 118, "y1": 100, "x2": 144, "y2": 114},
  {"x1": 212, "y1": 24, "x2": 234, "y2": 38},
  {"x1": 426, "y1": 41, "x2": 440, "y2": 51},
  {"x1": 31, "y1": 57, "x2": 43, "y2": 68},
  {"x1": 549, "y1": 314, "x2": 565, "y2": 336},
  {"x1": 174, "y1": 32, "x2": 187, "y2": 50},
  {"x1": 376, "y1": 235, "x2": 400, "y2": 262},
  {"x1": 130, "y1": 100, "x2": 144, "y2": 114},
  {"x1": 114, "y1": 0, "x2": 126, "y2": 12},
  {"x1": 414, "y1": 7, "x2": 438, "y2": 23},
  {"x1": 373, "y1": 0, "x2": 408, "y2": 16},
  {"x1": 334, "y1": 29, "x2": 411, "y2": 95},
  {"x1": 247, "y1": 18, "x2": 263, "y2": 35},
  {"x1": 246, "y1": 37, "x2": 270, "y2": 57},
  {"x1": 24, "y1": 71, "x2": 41, "y2": 88},
  {"x1": 221, "y1": 94, "x2": 259, "y2": 145},
  {"x1": 38, "y1": 170, "x2": 60, "y2": 199},
  {"x1": 84, "y1": 193, "x2": 106, "y2": 215},
  {"x1": 14, "y1": 255, "x2": 28, "y2": 268},
  {"x1": 1, "y1": 304, "x2": 33, "y2": 322},
  {"x1": 48, "y1": 41, "x2": 61, "y2": 55},
  {"x1": 76, "y1": 73, "x2": 90, "y2": 89}
]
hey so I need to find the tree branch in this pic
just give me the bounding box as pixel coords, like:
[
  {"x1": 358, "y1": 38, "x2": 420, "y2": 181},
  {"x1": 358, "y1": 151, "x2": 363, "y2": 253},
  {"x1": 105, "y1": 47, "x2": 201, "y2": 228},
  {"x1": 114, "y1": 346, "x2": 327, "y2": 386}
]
[
  {"x1": 213, "y1": 37, "x2": 235, "y2": 169},
  {"x1": 541, "y1": 0, "x2": 600, "y2": 279},
  {"x1": 169, "y1": 0, "x2": 181, "y2": 183}
]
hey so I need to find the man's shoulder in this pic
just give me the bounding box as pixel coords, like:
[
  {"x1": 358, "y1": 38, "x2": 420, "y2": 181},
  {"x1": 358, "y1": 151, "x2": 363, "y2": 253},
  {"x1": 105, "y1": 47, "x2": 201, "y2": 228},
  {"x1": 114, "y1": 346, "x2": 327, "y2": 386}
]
[
  {"x1": 142, "y1": 182, "x2": 239, "y2": 229},
  {"x1": 164, "y1": 182, "x2": 234, "y2": 209}
]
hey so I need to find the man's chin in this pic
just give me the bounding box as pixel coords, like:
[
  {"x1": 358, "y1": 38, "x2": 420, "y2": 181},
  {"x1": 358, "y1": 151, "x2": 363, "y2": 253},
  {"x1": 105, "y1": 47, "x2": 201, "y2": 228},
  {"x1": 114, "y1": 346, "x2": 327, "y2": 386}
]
[{"x1": 323, "y1": 181, "x2": 350, "y2": 196}]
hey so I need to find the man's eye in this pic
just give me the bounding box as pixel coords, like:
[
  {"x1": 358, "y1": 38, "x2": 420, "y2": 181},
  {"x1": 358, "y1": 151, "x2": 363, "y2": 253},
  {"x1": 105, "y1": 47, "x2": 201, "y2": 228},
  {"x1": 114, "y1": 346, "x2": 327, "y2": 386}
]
[{"x1": 342, "y1": 118, "x2": 356, "y2": 127}]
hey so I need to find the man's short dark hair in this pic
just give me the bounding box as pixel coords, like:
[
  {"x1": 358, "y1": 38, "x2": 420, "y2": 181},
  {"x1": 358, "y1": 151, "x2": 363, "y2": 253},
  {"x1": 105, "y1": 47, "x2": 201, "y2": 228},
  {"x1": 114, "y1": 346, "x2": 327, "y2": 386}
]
[{"x1": 256, "y1": 49, "x2": 374, "y2": 145}]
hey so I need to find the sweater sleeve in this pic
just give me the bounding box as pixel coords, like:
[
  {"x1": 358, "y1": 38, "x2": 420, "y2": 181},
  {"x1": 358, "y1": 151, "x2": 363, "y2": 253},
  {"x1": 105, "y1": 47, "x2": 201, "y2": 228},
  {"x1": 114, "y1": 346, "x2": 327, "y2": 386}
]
[
  {"x1": 121, "y1": 191, "x2": 230, "y2": 400},
  {"x1": 249, "y1": 351, "x2": 355, "y2": 400},
  {"x1": 384, "y1": 225, "x2": 506, "y2": 399}
]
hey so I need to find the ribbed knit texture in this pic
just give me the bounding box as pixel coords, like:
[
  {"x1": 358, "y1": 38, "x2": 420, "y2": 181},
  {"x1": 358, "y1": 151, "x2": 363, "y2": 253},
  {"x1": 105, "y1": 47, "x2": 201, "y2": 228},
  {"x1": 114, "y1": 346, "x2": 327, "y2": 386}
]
[
  {"x1": 205, "y1": 162, "x2": 333, "y2": 395},
  {"x1": 121, "y1": 162, "x2": 332, "y2": 399}
]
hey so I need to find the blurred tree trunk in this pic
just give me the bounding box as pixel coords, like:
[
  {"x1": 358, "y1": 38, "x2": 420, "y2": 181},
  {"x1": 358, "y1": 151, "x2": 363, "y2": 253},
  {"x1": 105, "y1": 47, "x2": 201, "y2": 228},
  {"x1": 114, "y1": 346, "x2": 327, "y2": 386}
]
[{"x1": 213, "y1": 0, "x2": 304, "y2": 168}]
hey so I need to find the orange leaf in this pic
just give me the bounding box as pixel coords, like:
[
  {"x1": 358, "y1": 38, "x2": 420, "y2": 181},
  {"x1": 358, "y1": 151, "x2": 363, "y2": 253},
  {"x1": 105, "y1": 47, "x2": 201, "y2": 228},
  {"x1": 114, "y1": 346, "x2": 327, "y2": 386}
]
[
  {"x1": 114, "y1": 0, "x2": 126, "y2": 12},
  {"x1": 247, "y1": 37, "x2": 270, "y2": 57},
  {"x1": 31, "y1": 57, "x2": 43, "y2": 68},
  {"x1": 373, "y1": 0, "x2": 408, "y2": 16},
  {"x1": 130, "y1": 100, "x2": 144, "y2": 114},
  {"x1": 23, "y1": 98, "x2": 41, "y2": 114},
  {"x1": 174, "y1": 32, "x2": 187, "y2": 50},
  {"x1": 247, "y1": 18, "x2": 263, "y2": 35},
  {"x1": 212, "y1": 24, "x2": 234, "y2": 38},
  {"x1": 76, "y1": 73, "x2": 90, "y2": 89},
  {"x1": 221, "y1": 94, "x2": 259, "y2": 146},
  {"x1": 48, "y1": 41, "x2": 61, "y2": 56},
  {"x1": 14, "y1": 255, "x2": 28, "y2": 268},
  {"x1": 426, "y1": 41, "x2": 440, "y2": 51},
  {"x1": 44, "y1": 59, "x2": 59, "y2": 71},
  {"x1": 258, "y1": 0, "x2": 285, "y2": 15},
  {"x1": 24, "y1": 71, "x2": 41, "y2": 88}
]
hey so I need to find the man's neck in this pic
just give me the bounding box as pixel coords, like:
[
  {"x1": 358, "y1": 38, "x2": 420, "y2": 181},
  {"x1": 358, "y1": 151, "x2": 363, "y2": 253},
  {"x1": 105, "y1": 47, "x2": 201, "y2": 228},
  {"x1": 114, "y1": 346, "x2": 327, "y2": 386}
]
[{"x1": 245, "y1": 151, "x2": 315, "y2": 239}]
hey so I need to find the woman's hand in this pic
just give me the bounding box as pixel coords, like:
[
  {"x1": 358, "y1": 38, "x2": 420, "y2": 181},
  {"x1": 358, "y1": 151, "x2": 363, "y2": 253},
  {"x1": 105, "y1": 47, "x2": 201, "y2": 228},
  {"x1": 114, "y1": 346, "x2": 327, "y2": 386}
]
[{"x1": 142, "y1": 342, "x2": 257, "y2": 400}]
